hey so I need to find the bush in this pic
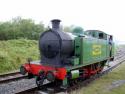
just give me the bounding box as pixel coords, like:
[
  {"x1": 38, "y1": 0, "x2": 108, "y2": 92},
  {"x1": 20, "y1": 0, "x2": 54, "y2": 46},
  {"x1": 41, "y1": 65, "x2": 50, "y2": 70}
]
[{"x1": 0, "y1": 17, "x2": 45, "y2": 40}]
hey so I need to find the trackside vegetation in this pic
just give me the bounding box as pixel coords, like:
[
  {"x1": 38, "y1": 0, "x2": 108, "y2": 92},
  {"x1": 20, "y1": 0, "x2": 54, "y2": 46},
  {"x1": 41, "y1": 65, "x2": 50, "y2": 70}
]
[{"x1": 0, "y1": 39, "x2": 39, "y2": 73}]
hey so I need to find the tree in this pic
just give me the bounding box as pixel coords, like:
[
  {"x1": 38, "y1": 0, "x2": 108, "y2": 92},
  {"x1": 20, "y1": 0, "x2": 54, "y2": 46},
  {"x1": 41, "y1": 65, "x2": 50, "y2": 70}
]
[{"x1": 0, "y1": 17, "x2": 45, "y2": 40}]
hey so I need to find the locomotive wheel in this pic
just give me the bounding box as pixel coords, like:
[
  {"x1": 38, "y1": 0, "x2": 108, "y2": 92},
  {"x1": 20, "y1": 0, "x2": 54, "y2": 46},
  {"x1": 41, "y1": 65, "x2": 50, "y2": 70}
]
[
  {"x1": 36, "y1": 76, "x2": 44, "y2": 88},
  {"x1": 36, "y1": 71, "x2": 46, "y2": 88},
  {"x1": 20, "y1": 66, "x2": 27, "y2": 75},
  {"x1": 46, "y1": 71, "x2": 55, "y2": 82}
]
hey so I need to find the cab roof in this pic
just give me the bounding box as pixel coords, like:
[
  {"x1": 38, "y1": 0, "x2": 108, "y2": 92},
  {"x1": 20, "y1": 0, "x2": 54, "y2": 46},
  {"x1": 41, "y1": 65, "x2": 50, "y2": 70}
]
[{"x1": 85, "y1": 30, "x2": 111, "y2": 40}]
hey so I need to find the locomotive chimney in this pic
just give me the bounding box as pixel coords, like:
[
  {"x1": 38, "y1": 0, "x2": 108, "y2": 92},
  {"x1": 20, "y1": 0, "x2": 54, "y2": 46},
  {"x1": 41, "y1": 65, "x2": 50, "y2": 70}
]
[{"x1": 51, "y1": 19, "x2": 61, "y2": 31}]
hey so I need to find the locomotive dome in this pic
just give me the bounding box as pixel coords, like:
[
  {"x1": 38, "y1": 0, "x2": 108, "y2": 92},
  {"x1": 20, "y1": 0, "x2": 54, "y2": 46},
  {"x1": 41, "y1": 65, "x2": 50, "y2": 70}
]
[{"x1": 72, "y1": 27, "x2": 84, "y2": 35}]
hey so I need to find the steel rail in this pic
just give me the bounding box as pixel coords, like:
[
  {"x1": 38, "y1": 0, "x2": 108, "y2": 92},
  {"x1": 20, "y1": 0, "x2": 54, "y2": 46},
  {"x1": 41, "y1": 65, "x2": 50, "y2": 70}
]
[{"x1": 0, "y1": 71, "x2": 27, "y2": 84}]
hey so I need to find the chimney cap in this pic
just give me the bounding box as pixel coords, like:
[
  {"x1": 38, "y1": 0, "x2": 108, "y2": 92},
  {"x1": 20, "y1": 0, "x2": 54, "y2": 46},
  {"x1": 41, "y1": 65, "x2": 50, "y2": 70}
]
[{"x1": 51, "y1": 19, "x2": 61, "y2": 23}]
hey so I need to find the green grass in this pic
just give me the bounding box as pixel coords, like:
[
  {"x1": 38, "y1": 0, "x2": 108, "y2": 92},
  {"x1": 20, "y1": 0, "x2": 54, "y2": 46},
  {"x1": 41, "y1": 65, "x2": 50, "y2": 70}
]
[
  {"x1": 0, "y1": 39, "x2": 39, "y2": 73},
  {"x1": 72, "y1": 62, "x2": 125, "y2": 94}
]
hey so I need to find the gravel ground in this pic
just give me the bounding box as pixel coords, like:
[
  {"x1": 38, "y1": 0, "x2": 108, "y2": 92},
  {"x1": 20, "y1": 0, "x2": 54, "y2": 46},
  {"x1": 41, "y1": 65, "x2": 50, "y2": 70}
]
[{"x1": 0, "y1": 78, "x2": 36, "y2": 94}]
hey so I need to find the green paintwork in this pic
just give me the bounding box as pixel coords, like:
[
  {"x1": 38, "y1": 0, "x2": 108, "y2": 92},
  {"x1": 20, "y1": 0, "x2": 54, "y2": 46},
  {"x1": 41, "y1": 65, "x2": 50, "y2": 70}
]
[
  {"x1": 71, "y1": 70, "x2": 79, "y2": 79},
  {"x1": 74, "y1": 37, "x2": 81, "y2": 57},
  {"x1": 62, "y1": 78, "x2": 68, "y2": 87},
  {"x1": 74, "y1": 36, "x2": 108, "y2": 66},
  {"x1": 67, "y1": 30, "x2": 114, "y2": 71},
  {"x1": 71, "y1": 57, "x2": 79, "y2": 65},
  {"x1": 83, "y1": 38, "x2": 107, "y2": 65}
]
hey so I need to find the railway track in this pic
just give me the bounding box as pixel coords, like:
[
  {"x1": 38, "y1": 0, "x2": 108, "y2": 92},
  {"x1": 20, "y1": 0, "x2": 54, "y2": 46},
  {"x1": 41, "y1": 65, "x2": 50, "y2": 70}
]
[
  {"x1": 0, "y1": 71, "x2": 27, "y2": 84},
  {"x1": 15, "y1": 50, "x2": 125, "y2": 94}
]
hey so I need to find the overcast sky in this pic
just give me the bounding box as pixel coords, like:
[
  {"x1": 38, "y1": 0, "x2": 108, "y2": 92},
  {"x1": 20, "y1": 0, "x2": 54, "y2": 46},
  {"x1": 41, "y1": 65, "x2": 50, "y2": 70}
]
[{"x1": 0, "y1": 0, "x2": 125, "y2": 44}]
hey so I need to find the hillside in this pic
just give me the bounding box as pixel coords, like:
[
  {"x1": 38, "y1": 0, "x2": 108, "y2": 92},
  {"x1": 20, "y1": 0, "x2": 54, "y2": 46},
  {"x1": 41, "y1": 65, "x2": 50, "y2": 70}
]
[{"x1": 0, "y1": 39, "x2": 39, "y2": 73}]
